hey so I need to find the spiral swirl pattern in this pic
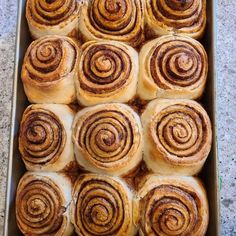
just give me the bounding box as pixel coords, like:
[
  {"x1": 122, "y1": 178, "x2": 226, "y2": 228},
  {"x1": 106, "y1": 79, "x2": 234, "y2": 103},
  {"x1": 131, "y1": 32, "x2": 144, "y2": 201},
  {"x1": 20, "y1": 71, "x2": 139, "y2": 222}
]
[
  {"x1": 153, "y1": 104, "x2": 209, "y2": 159},
  {"x1": 79, "y1": 42, "x2": 132, "y2": 94},
  {"x1": 73, "y1": 104, "x2": 142, "y2": 175},
  {"x1": 16, "y1": 174, "x2": 69, "y2": 235},
  {"x1": 77, "y1": 110, "x2": 134, "y2": 161},
  {"x1": 23, "y1": 36, "x2": 78, "y2": 83},
  {"x1": 81, "y1": 0, "x2": 144, "y2": 47},
  {"x1": 149, "y1": 36, "x2": 207, "y2": 89},
  {"x1": 19, "y1": 106, "x2": 66, "y2": 166},
  {"x1": 146, "y1": 0, "x2": 206, "y2": 38},
  {"x1": 26, "y1": 0, "x2": 80, "y2": 26},
  {"x1": 142, "y1": 99, "x2": 212, "y2": 175},
  {"x1": 72, "y1": 174, "x2": 133, "y2": 235},
  {"x1": 141, "y1": 184, "x2": 201, "y2": 235}
]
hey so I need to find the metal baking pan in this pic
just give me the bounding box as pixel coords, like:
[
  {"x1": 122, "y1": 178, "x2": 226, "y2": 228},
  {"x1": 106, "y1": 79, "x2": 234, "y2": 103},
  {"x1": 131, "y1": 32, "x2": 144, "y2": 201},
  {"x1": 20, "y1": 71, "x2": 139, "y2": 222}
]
[{"x1": 4, "y1": 0, "x2": 220, "y2": 235}]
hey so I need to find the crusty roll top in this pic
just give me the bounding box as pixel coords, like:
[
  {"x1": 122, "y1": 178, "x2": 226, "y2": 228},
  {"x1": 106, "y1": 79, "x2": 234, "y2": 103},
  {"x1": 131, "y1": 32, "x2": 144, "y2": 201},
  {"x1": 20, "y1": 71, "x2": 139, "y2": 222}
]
[
  {"x1": 19, "y1": 104, "x2": 75, "y2": 172},
  {"x1": 135, "y1": 175, "x2": 209, "y2": 236},
  {"x1": 141, "y1": 99, "x2": 212, "y2": 175},
  {"x1": 21, "y1": 36, "x2": 79, "y2": 103},
  {"x1": 138, "y1": 35, "x2": 208, "y2": 100},
  {"x1": 16, "y1": 172, "x2": 73, "y2": 236},
  {"x1": 79, "y1": 0, "x2": 145, "y2": 47},
  {"x1": 76, "y1": 40, "x2": 139, "y2": 106},
  {"x1": 72, "y1": 103, "x2": 143, "y2": 176},
  {"x1": 71, "y1": 174, "x2": 137, "y2": 235},
  {"x1": 145, "y1": 0, "x2": 206, "y2": 39},
  {"x1": 22, "y1": 36, "x2": 78, "y2": 85},
  {"x1": 26, "y1": 0, "x2": 82, "y2": 38}
]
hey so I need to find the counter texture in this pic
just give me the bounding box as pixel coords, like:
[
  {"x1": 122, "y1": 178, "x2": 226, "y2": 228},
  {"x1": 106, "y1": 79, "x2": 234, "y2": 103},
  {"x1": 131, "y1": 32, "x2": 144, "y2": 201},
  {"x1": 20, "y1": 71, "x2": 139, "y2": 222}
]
[{"x1": 0, "y1": 0, "x2": 235, "y2": 235}]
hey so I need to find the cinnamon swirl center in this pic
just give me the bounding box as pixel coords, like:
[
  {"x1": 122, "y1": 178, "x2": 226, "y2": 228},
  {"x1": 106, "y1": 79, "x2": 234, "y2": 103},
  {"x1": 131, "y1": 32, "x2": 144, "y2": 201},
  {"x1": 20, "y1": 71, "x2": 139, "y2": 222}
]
[
  {"x1": 80, "y1": 44, "x2": 131, "y2": 94},
  {"x1": 28, "y1": 0, "x2": 79, "y2": 26},
  {"x1": 16, "y1": 177, "x2": 66, "y2": 235},
  {"x1": 20, "y1": 108, "x2": 66, "y2": 165},
  {"x1": 153, "y1": 105, "x2": 207, "y2": 157},
  {"x1": 150, "y1": 40, "x2": 205, "y2": 88},
  {"x1": 74, "y1": 176, "x2": 130, "y2": 235},
  {"x1": 142, "y1": 185, "x2": 199, "y2": 235}
]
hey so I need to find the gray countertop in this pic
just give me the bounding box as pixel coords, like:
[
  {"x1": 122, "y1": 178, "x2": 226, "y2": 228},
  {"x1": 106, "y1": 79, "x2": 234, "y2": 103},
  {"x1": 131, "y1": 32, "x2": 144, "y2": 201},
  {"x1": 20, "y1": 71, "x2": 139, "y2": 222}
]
[{"x1": 0, "y1": 1, "x2": 235, "y2": 235}]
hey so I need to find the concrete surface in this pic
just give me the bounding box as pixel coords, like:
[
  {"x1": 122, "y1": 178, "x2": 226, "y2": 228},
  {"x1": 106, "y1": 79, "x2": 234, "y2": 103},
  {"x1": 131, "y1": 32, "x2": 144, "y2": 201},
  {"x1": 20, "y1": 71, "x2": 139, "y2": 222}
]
[{"x1": 0, "y1": 0, "x2": 235, "y2": 235}]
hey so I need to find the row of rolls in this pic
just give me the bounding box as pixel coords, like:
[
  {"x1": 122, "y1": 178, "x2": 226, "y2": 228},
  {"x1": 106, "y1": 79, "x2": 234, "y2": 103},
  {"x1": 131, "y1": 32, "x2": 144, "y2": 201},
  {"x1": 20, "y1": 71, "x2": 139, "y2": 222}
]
[
  {"x1": 19, "y1": 100, "x2": 212, "y2": 176},
  {"x1": 16, "y1": 172, "x2": 209, "y2": 236},
  {"x1": 26, "y1": 0, "x2": 206, "y2": 43},
  {"x1": 22, "y1": 34, "x2": 208, "y2": 105}
]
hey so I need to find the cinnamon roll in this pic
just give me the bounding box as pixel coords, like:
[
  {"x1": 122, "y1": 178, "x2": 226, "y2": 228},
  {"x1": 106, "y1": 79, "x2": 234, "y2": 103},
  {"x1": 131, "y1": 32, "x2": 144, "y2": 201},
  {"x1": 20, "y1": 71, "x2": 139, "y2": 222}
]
[
  {"x1": 138, "y1": 35, "x2": 208, "y2": 100},
  {"x1": 145, "y1": 0, "x2": 206, "y2": 39},
  {"x1": 26, "y1": 0, "x2": 82, "y2": 39},
  {"x1": 134, "y1": 175, "x2": 209, "y2": 236},
  {"x1": 141, "y1": 99, "x2": 212, "y2": 175},
  {"x1": 21, "y1": 36, "x2": 79, "y2": 104},
  {"x1": 72, "y1": 103, "x2": 143, "y2": 176},
  {"x1": 76, "y1": 40, "x2": 139, "y2": 106},
  {"x1": 19, "y1": 104, "x2": 76, "y2": 172},
  {"x1": 78, "y1": 0, "x2": 145, "y2": 47},
  {"x1": 71, "y1": 173, "x2": 137, "y2": 236},
  {"x1": 16, "y1": 172, "x2": 73, "y2": 236}
]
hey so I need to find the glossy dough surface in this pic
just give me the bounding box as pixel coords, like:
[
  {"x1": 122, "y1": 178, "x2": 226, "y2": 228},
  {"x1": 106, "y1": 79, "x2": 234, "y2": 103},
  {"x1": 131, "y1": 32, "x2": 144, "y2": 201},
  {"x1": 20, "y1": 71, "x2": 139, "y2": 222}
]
[
  {"x1": 72, "y1": 103, "x2": 143, "y2": 176},
  {"x1": 141, "y1": 99, "x2": 212, "y2": 175},
  {"x1": 145, "y1": 0, "x2": 206, "y2": 39},
  {"x1": 135, "y1": 175, "x2": 209, "y2": 236},
  {"x1": 71, "y1": 174, "x2": 137, "y2": 236},
  {"x1": 21, "y1": 35, "x2": 79, "y2": 104},
  {"x1": 16, "y1": 172, "x2": 73, "y2": 236},
  {"x1": 138, "y1": 35, "x2": 208, "y2": 100},
  {"x1": 26, "y1": 0, "x2": 82, "y2": 39},
  {"x1": 19, "y1": 104, "x2": 76, "y2": 172},
  {"x1": 76, "y1": 40, "x2": 139, "y2": 106},
  {"x1": 78, "y1": 0, "x2": 145, "y2": 47}
]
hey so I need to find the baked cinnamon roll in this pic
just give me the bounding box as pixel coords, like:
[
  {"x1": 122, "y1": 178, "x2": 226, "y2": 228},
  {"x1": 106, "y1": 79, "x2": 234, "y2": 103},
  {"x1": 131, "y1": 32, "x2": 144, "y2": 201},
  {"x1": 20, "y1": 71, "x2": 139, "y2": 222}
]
[
  {"x1": 16, "y1": 172, "x2": 73, "y2": 236},
  {"x1": 72, "y1": 103, "x2": 143, "y2": 176},
  {"x1": 76, "y1": 40, "x2": 139, "y2": 106},
  {"x1": 71, "y1": 173, "x2": 137, "y2": 236},
  {"x1": 138, "y1": 35, "x2": 208, "y2": 100},
  {"x1": 19, "y1": 104, "x2": 76, "y2": 172},
  {"x1": 21, "y1": 36, "x2": 79, "y2": 104},
  {"x1": 26, "y1": 0, "x2": 82, "y2": 39},
  {"x1": 134, "y1": 175, "x2": 209, "y2": 236},
  {"x1": 141, "y1": 99, "x2": 212, "y2": 175},
  {"x1": 145, "y1": 0, "x2": 206, "y2": 39},
  {"x1": 78, "y1": 0, "x2": 145, "y2": 47}
]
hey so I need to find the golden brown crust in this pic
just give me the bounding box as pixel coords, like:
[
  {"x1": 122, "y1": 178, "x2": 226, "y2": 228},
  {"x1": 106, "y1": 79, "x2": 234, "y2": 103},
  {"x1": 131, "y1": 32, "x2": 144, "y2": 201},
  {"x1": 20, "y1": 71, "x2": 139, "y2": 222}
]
[
  {"x1": 16, "y1": 172, "x2": 73, "y2": 236},
  {"x1": 145, "y1": 0, "x2": 206, "y2": 39},
  {"x1": 76, "y1": 40, "x2": 139, "y2": 106},
  {"x1": 71, "y1": 174, "x2": 137, "y2": 236},
  {"x1": 138, "y1": 35, "x2": 208, "y2": 100},
  {"x1": 135, "y1": 175, "x2": 209, "y2": 236},
  {"x1": 72, "y1": 103, "x2": 143, "y2": 176},
  {"x1": 79, "y1": 0, "x2": 145, "y2": 47},
  {"x1": 141, "y1": 99, "x2": 212, "y2": 175},
  {"x1": 19, "y1": 104, "x2": 75, "y2": 172},
  {"x1": 26, "y1": 0, "x2": 82, "y2": 39},
  {"x1": 21, "y1": 36, "x2": 79, "y2": 104}
]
